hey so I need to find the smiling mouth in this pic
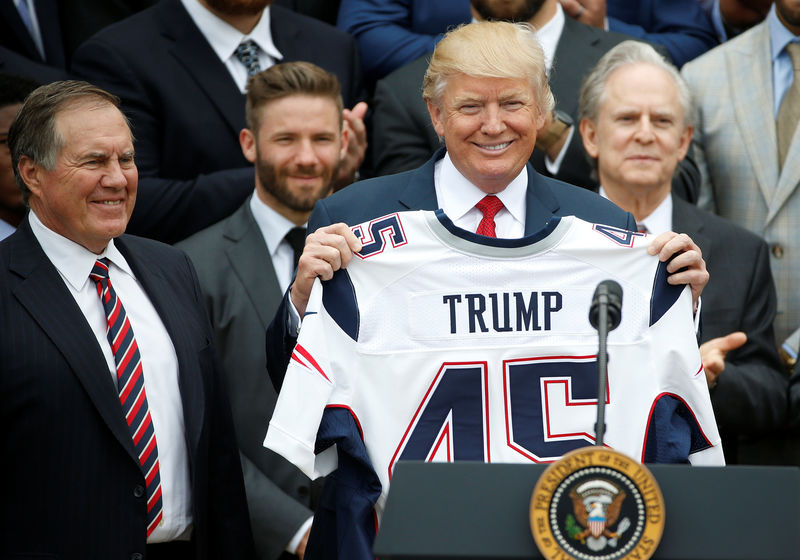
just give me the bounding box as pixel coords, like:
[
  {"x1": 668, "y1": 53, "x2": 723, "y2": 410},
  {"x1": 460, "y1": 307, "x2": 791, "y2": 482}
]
[
  {"x1": 95, "y1": 200, "x2": 123, "y2": 206},
  {"x1": 477, "y1": 141, "x2": 511, "y2": 151}
]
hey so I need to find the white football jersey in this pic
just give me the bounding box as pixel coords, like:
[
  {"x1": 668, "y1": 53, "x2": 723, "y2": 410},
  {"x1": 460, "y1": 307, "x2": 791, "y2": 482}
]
[{"x1": 265, "y1": 210, "x2": 723, "y2": 520}]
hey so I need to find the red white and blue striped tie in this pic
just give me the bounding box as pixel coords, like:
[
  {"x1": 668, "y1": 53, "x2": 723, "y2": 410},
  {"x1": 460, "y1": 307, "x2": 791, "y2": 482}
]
[{"x1": 89, "y1": 258, "x2": 163, "y2": 537}]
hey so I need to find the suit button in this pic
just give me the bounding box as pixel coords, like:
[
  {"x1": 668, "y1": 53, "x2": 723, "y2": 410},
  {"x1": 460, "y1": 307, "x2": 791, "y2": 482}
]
[
  {"x1": 133, "y1": 485, "x2": 145, "y2": 498},
  {"x1": 772, "y1": 244, "x2": 785, "y2": 259},
  {"x1": 131, "y1": 554, "x2": 143, "y2": 560},
  {"x1": 298, "y1": 485, "x2": 309, "y2": 497}
]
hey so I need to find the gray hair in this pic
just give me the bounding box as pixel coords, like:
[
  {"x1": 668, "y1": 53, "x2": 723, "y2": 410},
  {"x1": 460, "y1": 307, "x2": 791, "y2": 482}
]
[
  {"x1": 8, "y1": 80, "x2": 129, "y2": 204},
  {"x1": 578, "y1": 40, "x2": 693, "y2": 128},
  {"x1": 422, "y1": 21, "x2": 555, "y2": 116}
]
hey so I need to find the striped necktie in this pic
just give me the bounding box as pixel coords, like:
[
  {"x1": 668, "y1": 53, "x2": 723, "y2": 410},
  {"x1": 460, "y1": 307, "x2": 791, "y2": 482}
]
[
  {"x1": 235, "y1": 39, "x2": 262, "y2": 77},
  {"x1": 475, "y1": 195, "x2": 505, "y2": 237},
  {"x1": 778, "y1": 43, "x2": 800, "y2": 170},
  {"x1": 89, "y1": 258, "x2": 164, "y2": 537}
]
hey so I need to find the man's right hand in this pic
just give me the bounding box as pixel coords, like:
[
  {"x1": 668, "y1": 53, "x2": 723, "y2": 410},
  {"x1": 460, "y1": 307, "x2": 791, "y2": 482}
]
[{"x1": 290, "y1": 223, "x2": 362, "y2": 317}]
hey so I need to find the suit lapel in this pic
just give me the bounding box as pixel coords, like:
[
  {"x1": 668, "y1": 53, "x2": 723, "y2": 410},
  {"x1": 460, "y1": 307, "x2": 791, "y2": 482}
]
[
  {"x1": 397, "y1": 148, "x2": 445, "y2": 211},
  {"x1": 159, "y1": 0, "x2": 246, "y2": 137},
  {"x1": 223, "y1": 202, "x2": 283, "y2": 329},
  {"x1": 34, "y1": 0, "x2": 66, "y2": 68},
  {"x1": 8, "y1": 221, "x2": 139, "y2": 464},
  {"x1": 117, "y1": 236, "x2": 205, "y2": 455},
  {"x1": 524, "y1": 166, "x2": 561, "y2": 234},
  {"x1": 671, "y1": 197, "x2": 711, "y2": 262},
  {"x1": 727, "y1": 24, "x2": 779, "y2": 212}
]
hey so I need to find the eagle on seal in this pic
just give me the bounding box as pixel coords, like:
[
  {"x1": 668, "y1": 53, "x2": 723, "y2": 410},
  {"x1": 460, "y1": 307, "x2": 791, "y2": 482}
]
[{"x1": 569, "y1": 479, "x2": 626, "y2": 543}]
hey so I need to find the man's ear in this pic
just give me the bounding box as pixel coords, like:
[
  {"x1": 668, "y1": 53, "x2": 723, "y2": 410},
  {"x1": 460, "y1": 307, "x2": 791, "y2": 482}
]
[
  {"x1": 579, "y1": 118, "x2": 599, "y2": 159},
  {"x1": 17, "y1": 156, "x2": 42, "y2": 197},
  {"x1": 426, "y1": 99, "x2": 446, "y2": 138},
  {"x1": 239, "y1": 128, "x2": 257, "y2": 163},
  {"x1": 339, "y1": 121, "x2": 350, "y2": 160},
  {"x1": 676, "y1": 125, "x2": 693, "y2": 162}
]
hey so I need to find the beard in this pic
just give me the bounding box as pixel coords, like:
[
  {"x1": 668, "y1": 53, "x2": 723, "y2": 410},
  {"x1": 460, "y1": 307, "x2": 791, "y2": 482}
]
[
  {"x1": 203, "y1": 0, "x2": 272, "y2": 17},
  {"x1": 470, "y1": 0, "x2": 547, "y2": 22},
  {"x1": 255, "y1": 154, "x2": 338, "y2": 213}
]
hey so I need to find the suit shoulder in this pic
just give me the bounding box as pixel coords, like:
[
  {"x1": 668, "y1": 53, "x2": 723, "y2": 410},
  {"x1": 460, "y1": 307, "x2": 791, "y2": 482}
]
[
  {"x1": 543, "y1": 176, "x2": 631, "y2": 225},
  {"x1": 176, "y1": 217, "x2": 230, "y2": 257},
  {"x1": 380, "y1": 54, "x2": 429, "y2": 87},
  {"x1": 76, "y1": 4, "x2": 160, "y2": 47}
]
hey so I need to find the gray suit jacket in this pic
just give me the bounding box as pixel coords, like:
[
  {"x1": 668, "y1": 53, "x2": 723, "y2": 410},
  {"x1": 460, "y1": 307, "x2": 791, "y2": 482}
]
[
  {"x1": 682, "y1": 19, "x2": 800, "y2": 342},
  {"x1": 178, "y1": 200, "x2": 313, "y2": 560},
  {"x1": 672, "y1": 197, "x2": 787, "y2": 463}
]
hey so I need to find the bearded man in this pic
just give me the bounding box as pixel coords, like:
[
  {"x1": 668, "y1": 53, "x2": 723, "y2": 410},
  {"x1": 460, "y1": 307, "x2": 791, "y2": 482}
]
[{"x1": 177, "y1": 61, "x2": 348, "y2": 560}]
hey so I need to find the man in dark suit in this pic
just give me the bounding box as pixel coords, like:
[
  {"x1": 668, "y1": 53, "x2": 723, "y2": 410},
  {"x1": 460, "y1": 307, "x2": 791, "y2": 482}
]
[
  {"x1": 266, "y1": 22, "x2": 711, "y2": 558},
  {"x1": 371, "y1": 0, "x2": 699, "y2": 200},
  {"x1": 70, "y1": 0, "x2": 366, "y2": 244},
  {"x1": 0, "y1": 80, "x2": 254, "y2": 559},
  {"x1": 178, "y1": 61, "x2": 350, "y2": 559},
  {"x1": 578, "y1": 40, "x2": 788, "y2": 463}
]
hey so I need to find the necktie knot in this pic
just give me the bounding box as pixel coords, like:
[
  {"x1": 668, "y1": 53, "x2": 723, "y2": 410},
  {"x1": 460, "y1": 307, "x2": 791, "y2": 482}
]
[
  {"x1": 475, "y1": 196, "x2": 505, "y2": 237},
  {"x1": 89, "y1": 258, "x2": 111, "y2": 283},
  {"x1": 284, "y1": 226, "x2": 307, "y2": 269},
  {"x1": 235, "y1": 39, "x2": 262, "y2": 77}
]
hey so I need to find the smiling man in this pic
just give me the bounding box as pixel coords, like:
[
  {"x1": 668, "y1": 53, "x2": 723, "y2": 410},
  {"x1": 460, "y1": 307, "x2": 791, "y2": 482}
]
[
  {"x1": 0, "y1": 80, "x2": 254, "y2": 559},
  {"x1": 177, "y1": 61, "x2": 348, "y2": 560}
]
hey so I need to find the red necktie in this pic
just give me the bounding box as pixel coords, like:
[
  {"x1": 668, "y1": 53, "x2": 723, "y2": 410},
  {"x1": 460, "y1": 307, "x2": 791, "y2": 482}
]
[
  {"x1": 475, "y1": 195, "x2": 505, "y2": 238},
  {"x1": 89, "y1": 258, "x2": 164, "y2": 537}
]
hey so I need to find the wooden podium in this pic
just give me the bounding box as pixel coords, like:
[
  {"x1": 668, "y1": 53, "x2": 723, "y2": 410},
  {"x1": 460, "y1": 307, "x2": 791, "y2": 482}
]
[{"x1": 373, "y1": 461, "x2": 800, "y2": 559}]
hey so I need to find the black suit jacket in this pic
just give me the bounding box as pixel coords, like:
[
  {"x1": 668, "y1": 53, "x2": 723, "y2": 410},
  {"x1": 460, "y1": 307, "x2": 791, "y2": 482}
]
[
  {"x1": 0, "y1": 220, "x2": 255, "y2": 559},
  {"x1": 178, "y1": 201, "x2": 316, "y2": 560},
  {"x1": 0, "y1": 0, "x2": 66, "y2": 68},
  {"x1": 71, "y1": 0, "x2": 363, "y2": 243},
  {"x1": 672, "y1": 197, "x2": 788, "y2": 463},
  {"x1": 370, "y1": 17, "x2": 699, "y2": 200}
]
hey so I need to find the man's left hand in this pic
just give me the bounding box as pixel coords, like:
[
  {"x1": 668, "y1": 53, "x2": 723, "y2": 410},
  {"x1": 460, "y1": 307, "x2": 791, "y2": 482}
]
[
  {"x1": 647, "y1": 231, "x2": 709, "y2": 309},
  {"x1": 700, "y1": 332, "x2": 748, "y2": 387},
  {"x1": 334, "y1": 101, "x2": 368, "y2": 190}
]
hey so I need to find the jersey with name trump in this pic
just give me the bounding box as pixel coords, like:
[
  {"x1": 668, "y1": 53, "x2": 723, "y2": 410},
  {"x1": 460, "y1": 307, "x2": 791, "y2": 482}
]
[{"x1": 264, "y1": 210, "x2": 723, "y2": 526}]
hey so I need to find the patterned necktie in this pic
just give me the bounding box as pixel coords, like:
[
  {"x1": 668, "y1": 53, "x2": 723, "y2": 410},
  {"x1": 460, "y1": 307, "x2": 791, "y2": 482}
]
[
  {"x1": 777, "y1": 42, "x2": 800, "y2": 170},
  {"x1": 284, "y1": 226, "x2": 307, "y2": 270},
  {"x1": 475, "y1": 195, "x2": 505, "y2": 238},
  {"x1": 89, "y1": 258, "x2": 163, "y2": 537},
  {"x1": 234, "y1": 39, "x2": 262, "y2": 77}
]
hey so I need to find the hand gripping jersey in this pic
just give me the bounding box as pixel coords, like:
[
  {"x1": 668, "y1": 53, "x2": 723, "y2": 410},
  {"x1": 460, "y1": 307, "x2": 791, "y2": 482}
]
[{"x1": 264, "y1": 210, "x2": 723, "y2": 558}]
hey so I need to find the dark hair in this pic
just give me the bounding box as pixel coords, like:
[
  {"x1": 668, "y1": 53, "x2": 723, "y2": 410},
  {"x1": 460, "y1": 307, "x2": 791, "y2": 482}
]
[
  {"x1": 245, "y1": 61, "x2": 343, "y2": 133},
  {"x1": 8, "y1": 80, "x2": 128, "y2": 203}
]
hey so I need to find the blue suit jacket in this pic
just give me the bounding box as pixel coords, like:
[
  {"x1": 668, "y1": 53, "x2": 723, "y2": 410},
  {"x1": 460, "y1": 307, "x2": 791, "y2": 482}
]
[
  {"x1": 607, "y1": 0, "x2": 717, "y2": 67},
  {"x1": 0, "y1": 219, "x2": 255, "y2": 559},
  {"x1": 337, "y1": 0, "x2": 470, "y2": 81}
]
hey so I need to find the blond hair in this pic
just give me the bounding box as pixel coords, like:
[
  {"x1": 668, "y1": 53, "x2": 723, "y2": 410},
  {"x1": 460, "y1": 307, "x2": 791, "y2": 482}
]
[{"x1": 422, "y1": 21, "x2": 554, "y2": 115}]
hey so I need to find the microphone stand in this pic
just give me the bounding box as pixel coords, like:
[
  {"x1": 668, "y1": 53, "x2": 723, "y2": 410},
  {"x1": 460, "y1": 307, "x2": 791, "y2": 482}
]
[{"x1": 595, "y1": 290, "x2": 609, "y2": 448}]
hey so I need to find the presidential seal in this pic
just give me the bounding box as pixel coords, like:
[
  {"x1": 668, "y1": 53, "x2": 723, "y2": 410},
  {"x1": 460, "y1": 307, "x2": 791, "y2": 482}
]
[{"x1": 530, "y1": 447, "x2": 665, "y2": 560}]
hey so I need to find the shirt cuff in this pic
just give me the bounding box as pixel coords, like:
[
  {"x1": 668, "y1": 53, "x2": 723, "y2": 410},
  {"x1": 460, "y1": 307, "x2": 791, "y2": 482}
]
[
  {"x1": 287, "y1": 290, "x2": 302, "y2": 337},
  {"x1": 286, "y1": 516, "x2": 314, "y2": 554},
  {"x1": 543, "y1": 126, "x2": 575, "y2": 175}
]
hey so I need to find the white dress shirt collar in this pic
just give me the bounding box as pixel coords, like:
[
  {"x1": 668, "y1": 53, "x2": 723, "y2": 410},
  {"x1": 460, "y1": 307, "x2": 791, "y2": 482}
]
[
  {"x1": 28, "y1": 210, "x2": 133, "y2": 290},
  {"x1": 0, "y1": 218, "x2": 15, "y2": 241},
  {"x1": 182, "y1": 0, "x2": 282, "y2": 61},
  {"x1": 598, "y1": 186, "x2": 673, "y2": 235},
  {"x1": 250, "y1": 192, "x2": 306, "y2": 291},
  {"x1": 434, "y1": 151, "x2": 527, "y2": 238}
]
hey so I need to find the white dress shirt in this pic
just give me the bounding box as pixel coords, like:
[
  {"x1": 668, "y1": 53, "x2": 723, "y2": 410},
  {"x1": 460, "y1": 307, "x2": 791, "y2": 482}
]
[
  {"x1": 181, "y1": 0, "x2": 283, "y2": 92},
  {"x1": 250, "y1": 192, "x2": 306, "y2": 293},
  {"x1": 433, "y1": 152, "x2": 527, "y2": 238},
  {"x1": 29, "y1": 211, "x2": 193, "y2": 543},
  {"x1": 0, "y1": 218, "x2": 15, "y2": 241}
]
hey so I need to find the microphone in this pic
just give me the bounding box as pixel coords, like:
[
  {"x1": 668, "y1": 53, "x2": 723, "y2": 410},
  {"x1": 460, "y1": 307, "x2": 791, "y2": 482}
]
[
  {"x1": 589, "y1": 280, "x2": 623, "y2": 331},
  {"x1": 589, "y1": 280, "x2": 623, "y2": 448}
]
